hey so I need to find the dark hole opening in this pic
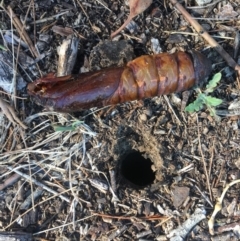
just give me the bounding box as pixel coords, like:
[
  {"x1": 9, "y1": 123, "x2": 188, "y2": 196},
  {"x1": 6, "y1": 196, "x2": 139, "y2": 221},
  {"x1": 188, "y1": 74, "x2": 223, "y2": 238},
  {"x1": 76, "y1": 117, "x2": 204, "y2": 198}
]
[{"x1": 120, "y1": 151, "x2": 155, "y2": 187}]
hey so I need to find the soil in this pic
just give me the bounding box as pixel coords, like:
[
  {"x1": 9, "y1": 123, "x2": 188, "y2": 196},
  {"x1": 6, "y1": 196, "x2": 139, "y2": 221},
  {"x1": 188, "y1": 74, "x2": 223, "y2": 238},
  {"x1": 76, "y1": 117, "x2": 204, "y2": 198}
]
[{"x1": 0, "y1": 0, "x2": 240, "y2": 240}]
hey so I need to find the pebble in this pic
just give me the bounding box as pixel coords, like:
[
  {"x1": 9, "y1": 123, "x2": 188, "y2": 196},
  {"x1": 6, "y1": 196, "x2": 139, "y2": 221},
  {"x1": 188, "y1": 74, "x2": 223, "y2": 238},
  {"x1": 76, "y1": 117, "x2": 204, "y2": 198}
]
[{"x1": 195, "y1": 0, "x2": 212, "y2": 6}]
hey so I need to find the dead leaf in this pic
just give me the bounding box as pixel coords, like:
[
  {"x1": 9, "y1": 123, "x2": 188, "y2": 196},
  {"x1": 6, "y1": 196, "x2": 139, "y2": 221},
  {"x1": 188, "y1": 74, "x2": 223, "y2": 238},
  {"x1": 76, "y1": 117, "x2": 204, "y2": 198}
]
[
  {"x1": 111, "y1": 0, "x2": 152, "y2": 38},
  {"x1": 217, "y1": 3, "x2": 238, "y2": 19},
  {"x1": 171, "y1": 186, "x2": 190, "y2": 208},
  {"x1": 52, "y1": 25, "x2": 74, "y2": 36}
]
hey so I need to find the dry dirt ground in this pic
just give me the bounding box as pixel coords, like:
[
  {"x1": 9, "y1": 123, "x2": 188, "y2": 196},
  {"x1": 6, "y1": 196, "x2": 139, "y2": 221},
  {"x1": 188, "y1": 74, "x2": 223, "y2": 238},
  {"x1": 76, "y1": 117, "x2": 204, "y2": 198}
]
[{"x1": 1, "y1": 0, "x2": 240, "y2": 240}]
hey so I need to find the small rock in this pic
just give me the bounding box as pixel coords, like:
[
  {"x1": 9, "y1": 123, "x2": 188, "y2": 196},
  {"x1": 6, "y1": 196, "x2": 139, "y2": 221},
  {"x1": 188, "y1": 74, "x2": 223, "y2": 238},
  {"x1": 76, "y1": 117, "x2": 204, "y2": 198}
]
[
  {"x1": 166, "y1": 34, "x2": 185, "y2": 44},
  {"x1": 126, "y1": 20, "x2": 138, "y2": 34},
  {"x1": 150, "y1": 37, "x2": 162, "y2": 54},
  {"x1": 203, "y1": 127, "x2": 209, "y2": 135},
  {"x1": 139, "y1": 113, "x2": 147, "y2": 122},
  {"x1": 195, "y1": 0, "x2": 212, "y2": 6},
  {"x1": 234, "y1": 158, "x2": 240, "y2": 169},
  {"x1": 171, "y1": 186, "x2": 190, "y2": 208}
]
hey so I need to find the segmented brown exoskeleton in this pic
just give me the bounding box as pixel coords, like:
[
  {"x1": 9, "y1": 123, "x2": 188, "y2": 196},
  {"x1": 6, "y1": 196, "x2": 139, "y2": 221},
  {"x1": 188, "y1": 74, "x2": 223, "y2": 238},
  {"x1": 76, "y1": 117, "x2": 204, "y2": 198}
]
[{"x1": 28, "y1": 51, "x2": 211, "y2": 112}]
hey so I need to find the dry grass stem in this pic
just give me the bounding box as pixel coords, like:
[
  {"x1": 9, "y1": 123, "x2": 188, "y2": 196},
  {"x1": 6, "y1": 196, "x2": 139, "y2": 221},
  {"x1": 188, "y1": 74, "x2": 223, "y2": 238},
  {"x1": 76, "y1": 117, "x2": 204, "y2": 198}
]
[
  {"x1": 163, "y1": 95, "x2": 181, "y2": 125},
  {"x1": 7, "y1": 166, "x2": 70, "y2": 202},
  {"x1": 94, "y1": 212, "x2": 167, "y2": 221},
  {"x1": 7, "y1": 6, "x2": 39, "y2": 59},
  {"x1": 4, "y1": 187, "x2": 77, "y2": 230},
  {"x1": 0, "y1": 98, "x2": 27, "y2": 129},
  {"x1": 208, "y1": 179, "x2": 240, "y2": 235},
  {"x1": 33, "y1": 214, "x2": 96, "y2": 235},
  {"x1": 197, "y1": 115, "x2": 213, "y2": 202}
]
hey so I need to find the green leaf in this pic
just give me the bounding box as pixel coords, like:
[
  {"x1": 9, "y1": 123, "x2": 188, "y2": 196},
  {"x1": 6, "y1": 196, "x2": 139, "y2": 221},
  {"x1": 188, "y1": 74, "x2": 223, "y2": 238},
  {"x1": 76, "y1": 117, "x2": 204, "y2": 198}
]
[
  {"x1": 72, "y1": 120, "x2": 84, "y2": 128},
  {"x1": 185, "y1": 73, "x2": 223, "y2": 116},
  {"x1": 206, "y1": 73, "x2": 222, "y2": 93},
  {"x1": 52, "y1": 120, "x2": 84, "y2": 132},
  {"x1": 208, "y1": 107, "x2": 216, "y2": 116},
  {"x1": 52, "y1": 125, "x2": 76, "y2": 132},
  {"x1": 0, "y1": 45, "x2": 7, "y2": 51},
  {"x1": 185, "y1": 103, "x2": 197, "y2": 113},
  {"x1": 205, "y1": 96, "x2": 223, "y2": 106},
  {"x1": 193, "y1": 97, "x2": 204, "y2": 110},
  {"x1": 185, "y1": 97, "x2": 204, "y2": 112}
]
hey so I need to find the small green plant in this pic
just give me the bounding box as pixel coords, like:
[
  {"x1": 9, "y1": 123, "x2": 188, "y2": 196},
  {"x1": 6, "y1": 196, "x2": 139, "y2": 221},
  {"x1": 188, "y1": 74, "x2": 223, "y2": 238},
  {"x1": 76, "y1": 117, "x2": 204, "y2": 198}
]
[
  {"x1": 0, "y1": 44, "x2": 7, "y2": 51},
  {"x1": 52, "y1": 120, "x2": 84, "y2": 132},
  {"x1": 185, "y1": 73, "x2": 223, "y2": 117}
]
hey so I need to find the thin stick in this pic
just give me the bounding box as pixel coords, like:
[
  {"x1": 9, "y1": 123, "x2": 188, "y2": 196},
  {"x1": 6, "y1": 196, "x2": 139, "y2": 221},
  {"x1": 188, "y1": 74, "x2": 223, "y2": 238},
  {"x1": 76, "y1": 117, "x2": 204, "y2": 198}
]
[
  {"x1": 4, "y1": 187, "x2": 74, "y2": 230},
  {"x1": 9, "y1": 7, "x2": 17, "y2": 108},
  {"x1": 163, "y1": 31, "x2": 234, "y2": 40},
  {"x1": 0, "y1": 173, "x2": 20, "y2": 191},
  {"x1": 6, "y1": 4, "x2": 40, "y2": 107},
  {"x1": 30, "y1": 11, "x2": 70, "y2": 25},
  {"x1": 7, "y1": 6, "x2": 39, "y2": 58},
  {"x1": 33, "y1": 214, "x2": 96, "y2": 235},
  {"x1": 7, "y1": 166, "x2": 70, "y2": 202},
  {"x1": 208, "y1": 138, "x2": 215, "y2": 181},
  {"x1": 186, "y1": 0, "x2": 223, "y2": 9},
  {"x1": 163, "y1": 95, "x2": 181, "y2": 125},
  {"x1": 20, "y1": 131, "x2": 36, "y2": 211},
  {"x1": 76, "y1": 0, "x2": 94, "y2": 30},
  {"x1": 0, "y1": 98, "x2": 27, "y2": 129},
  {"x1": 31, "y1": 0, "x2": 37, "y2": 46},
  {"x1": 95, "y1": 0, "x2": 112, "y2": 12},
  {"x1": 208, "y1": 179, "x2": 240, "y2": 235},
  {"x1": 196, "y1": 115, "x2": 213, "y2": 202},
  {"x1": 80, "y1": 167, "x2": 119, "y2": 202},
  {"x1": 93, "y1": 212, "x2": 167, "y2": 221},
  {"x1": 169, "y1": 0, "x2": 240, "y2": 75}
]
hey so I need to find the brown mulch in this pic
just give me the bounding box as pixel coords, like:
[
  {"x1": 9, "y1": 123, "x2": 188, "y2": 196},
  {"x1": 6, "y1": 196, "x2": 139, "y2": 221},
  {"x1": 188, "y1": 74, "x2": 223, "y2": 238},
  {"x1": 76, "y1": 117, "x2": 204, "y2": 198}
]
[{"x1": 0, "y1": 0, "x2": 240, "y2": 240}]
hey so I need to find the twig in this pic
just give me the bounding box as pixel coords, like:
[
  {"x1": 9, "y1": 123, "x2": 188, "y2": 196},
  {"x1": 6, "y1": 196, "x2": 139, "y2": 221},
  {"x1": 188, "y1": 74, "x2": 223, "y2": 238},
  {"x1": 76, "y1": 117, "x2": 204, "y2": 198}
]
[
  {"x1": 191, "y1": 182, "x2": 213, "y2": 207},
  {"x1": 169, "y1": 0, "x2": 240, "y2": 76},
  {"x1": 0, "y1": 173, "x2": 20, "y2": 191},
  {"x1": 217, "y1": 221, "x2": 240, "y2": 233},
  {"x1": 76, "y1": 0, "x2": 94, "y2": 30},
  {"x1": 7, "y1": 166, "x2": 70, "y2": 203},
  {"x1": 80, "y1": 167, "x2": 119, "y2": 202},
  {"x1": 0, "y1": 98, "x2": 27, "y2": 129},
  {"x1": 177, "y1": 163, "x2": 194, "y2": 174},
  {"x1": 167, "y1": 207, "x2": 206, "y2": 240},
  {"x1": 4, "y1": 30, "x2": 28, "y2": 48},
  {"x1": 208, "y1": 179, "x2": 240, "y2": 235},
  {"x1": 6, "y1": 4, "x2": 40, "y2": 107},
  {"x1": 108, "y1": 225, "x2": 128, "y2": 241},
  {"x1": 109, "y1": 169, "x2": 119, "y2": 203},
  {"x1": 20, "y1": 132, "x2": 36, "y2": 211},
  {"x1": 7, "y1": 6, "x2": 39, "y2": 59},
  {"x1": 196, "y1": 115, "x2": 213, "y2": 203},
  {"x1": 186, "y1": 0, "x2": 223, "y2": 9},
  {"x1": 154, "y1": 216, "x2": 174, "y2": 228},
  {"x1": 93, "y1": 212, "x2": 166, "y2": 221},
  {"x1": 31, "y1": 11, "x2": 70, "y2": 25},
  {"x1": 163, "y1": 95, "x2": 181, "y2": 125},
  {"x1": 19, "y1": 187, "x2": 43, "y2": 210},
  {"x1": 8, "y1": 8, "x2": 17, "y2": 108},
  {"x1": 33, "y1": 214, "x2": 96, "y2": 235},
  {"x1": 4, "y1": 187, "x2": 76, "y2": 230},
  {"x1": 95, "y1": 0, "x2": 112, "y2": 12},
  {"x1": 208, "y1": 138, "x2": 215, "y2": 185},
  {"x1": 163, "y1": 31, "x2": 234, "y2": 40},
  {"x1": 68, "y1": 154, "x2": 91, "y2": 205}
]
